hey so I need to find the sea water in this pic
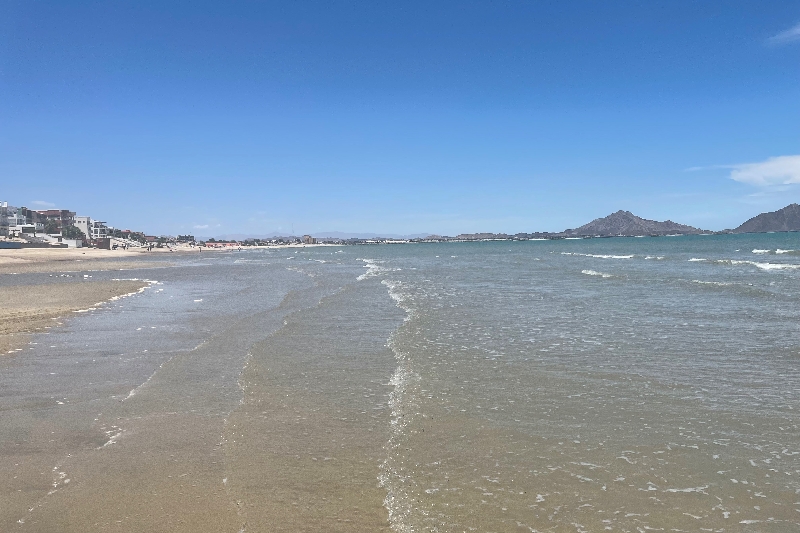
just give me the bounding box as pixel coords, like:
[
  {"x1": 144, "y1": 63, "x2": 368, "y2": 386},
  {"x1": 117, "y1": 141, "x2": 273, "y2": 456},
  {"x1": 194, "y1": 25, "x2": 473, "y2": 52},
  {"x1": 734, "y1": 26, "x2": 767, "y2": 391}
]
[{"x1": 2, "y1": 233, "x2": 800, "y2": 532}]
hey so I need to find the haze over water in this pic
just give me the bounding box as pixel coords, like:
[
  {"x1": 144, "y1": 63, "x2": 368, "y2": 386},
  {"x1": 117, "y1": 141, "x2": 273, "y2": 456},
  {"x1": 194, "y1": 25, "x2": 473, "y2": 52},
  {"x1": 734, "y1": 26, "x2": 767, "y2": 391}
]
[{"x1": 2, "y1": 233, "x2": 800, "y2": 532}]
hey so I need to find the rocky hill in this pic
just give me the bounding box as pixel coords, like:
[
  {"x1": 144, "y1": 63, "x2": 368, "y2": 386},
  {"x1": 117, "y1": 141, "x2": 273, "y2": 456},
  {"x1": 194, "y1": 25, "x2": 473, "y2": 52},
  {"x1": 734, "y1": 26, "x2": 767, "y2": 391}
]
[
  {"x1": 733, "y1": 203, "x2": 800, "y2": 233},
  {"x1": 565, "y1": 210, "x2": 707, "y2": 237}
]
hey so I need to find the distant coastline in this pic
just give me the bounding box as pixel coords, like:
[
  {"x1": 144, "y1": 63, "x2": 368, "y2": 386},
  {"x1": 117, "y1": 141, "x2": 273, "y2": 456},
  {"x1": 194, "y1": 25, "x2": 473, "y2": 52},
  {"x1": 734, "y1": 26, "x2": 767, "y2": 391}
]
[
  {"x1": 3, "y1": 202, "x2": 798, "y2": 248},
  {"x1": 336, "y1": 203, "x2": 800, "y2": 244}
]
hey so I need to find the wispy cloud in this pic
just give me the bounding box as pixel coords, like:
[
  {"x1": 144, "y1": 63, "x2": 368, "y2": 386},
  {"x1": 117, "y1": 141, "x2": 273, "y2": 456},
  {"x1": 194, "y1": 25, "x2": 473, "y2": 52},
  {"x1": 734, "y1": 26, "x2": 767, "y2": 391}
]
[
  {"x1": 193, "y1": 224, "x2": 209, "y2": 229},
  {"x1": 30, "y1": 200, "x2": 55, "y2": 207},
  {"x1": 728, "y1": 155, "x2": 800, "y2": 186},
  {"x1": 768, "y1": 22, "x2": 800, "y2": 45}
]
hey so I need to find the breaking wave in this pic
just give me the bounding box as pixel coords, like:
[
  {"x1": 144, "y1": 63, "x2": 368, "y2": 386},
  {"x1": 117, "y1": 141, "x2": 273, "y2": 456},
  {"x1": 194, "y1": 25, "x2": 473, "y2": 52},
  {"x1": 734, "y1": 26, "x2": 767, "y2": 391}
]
[
  {"x1": 562, "y1": 252, "x2": 634, "y2": 259},
  {"x1": 582, "y1": 269, "x2": 613, "y2": 278}
]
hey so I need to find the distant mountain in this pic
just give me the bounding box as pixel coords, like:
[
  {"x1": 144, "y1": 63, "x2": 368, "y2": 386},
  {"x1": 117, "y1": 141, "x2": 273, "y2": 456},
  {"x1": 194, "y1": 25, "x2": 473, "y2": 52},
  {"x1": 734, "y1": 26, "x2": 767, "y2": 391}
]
[
  {"x1": 733, "y1": 203, "x2": 800, "y2": 233},
  {"x1": 565, "y1": 210, "x2": 707, "y2": 237}
]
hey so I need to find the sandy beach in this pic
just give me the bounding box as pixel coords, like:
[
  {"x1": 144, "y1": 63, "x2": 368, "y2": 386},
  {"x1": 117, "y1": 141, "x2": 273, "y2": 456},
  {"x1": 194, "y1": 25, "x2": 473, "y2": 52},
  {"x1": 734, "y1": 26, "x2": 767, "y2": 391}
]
[
  {"x1": 0, "y1": 280, "x2": 150, "y2": 354},
  {"x1": 0, "y1": 246, "x2": 176, "y2": 275},
  {"x1": 0, "y1": 248, "x2": 163, "y2": 354},
  {"x1": 0, "y1": 243, "x2": 341, "y2": 276},
  {"x1": 0, "y1": 243, "x2": 327, "y2": 355}
]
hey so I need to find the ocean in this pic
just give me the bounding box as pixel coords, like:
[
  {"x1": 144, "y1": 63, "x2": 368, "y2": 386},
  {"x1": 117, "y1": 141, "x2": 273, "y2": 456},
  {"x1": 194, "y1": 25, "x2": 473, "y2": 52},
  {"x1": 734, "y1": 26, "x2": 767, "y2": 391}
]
[{"x1": 2, "y1": 233, "x2": 800, "y2": 532}]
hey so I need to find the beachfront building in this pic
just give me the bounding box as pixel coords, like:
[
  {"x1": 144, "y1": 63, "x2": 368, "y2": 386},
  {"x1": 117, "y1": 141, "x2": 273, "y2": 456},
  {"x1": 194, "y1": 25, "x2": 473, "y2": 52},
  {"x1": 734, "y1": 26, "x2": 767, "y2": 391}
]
[
  {"x1": 74, "y1": 216, "x2": 110, "y2": 240},
  {"x1": 1, "y1": 204, "x2": 45, "y2": 238},
  {"x1": 34, "y1": 209, "x2": 76, "y2": 234},
  {"x1": 302, "y1": 235, "x2": 316, "y2": 244},
  {"x1": 2, "y1": 205, "x2": 32, "y2": 227},
  {"x1": 0, "y1": 202, "x2": 8, "y2": 237},
  {"x1": 74, "y1": 216, "x2": 91, "y2": 239}
]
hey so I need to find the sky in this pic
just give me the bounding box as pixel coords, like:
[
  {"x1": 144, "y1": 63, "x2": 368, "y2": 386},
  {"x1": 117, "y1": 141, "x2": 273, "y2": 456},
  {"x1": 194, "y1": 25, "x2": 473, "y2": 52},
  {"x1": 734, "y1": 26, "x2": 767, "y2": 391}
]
[{"x1": 1, "y1": 1, "x2": 799, "y2": 237}]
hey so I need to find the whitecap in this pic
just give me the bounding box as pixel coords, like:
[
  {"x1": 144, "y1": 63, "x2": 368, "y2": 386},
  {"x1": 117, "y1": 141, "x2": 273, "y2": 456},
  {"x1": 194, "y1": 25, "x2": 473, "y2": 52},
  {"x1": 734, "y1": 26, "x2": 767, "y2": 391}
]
[
  {"x1": 691, "y1": 280, "x2": 734, "y2": 286},
  {"x1": 582, "y1": 270, "x2": 613, "y2": 278},
  {"x1": 357, "y1": 258, "x2": 399, "y2": 281},
  {"x1": 726, "y1": 260, "x2": 800, "y2": 271},
  {"x1": 564, "y1": 252, "x2": 633, "y2": 259}
]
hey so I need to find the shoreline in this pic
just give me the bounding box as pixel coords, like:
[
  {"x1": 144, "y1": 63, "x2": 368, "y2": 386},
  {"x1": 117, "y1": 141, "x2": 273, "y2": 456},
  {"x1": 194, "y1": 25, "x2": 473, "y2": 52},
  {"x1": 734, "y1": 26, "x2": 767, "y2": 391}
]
[
  {"x1": 0, "y1": 250, "x2": 162, "y2": 355},
  {"x1": 0, "y1": 243, "x2": 340, "y2": 353},
  {"x1": 0, "y1": 247, "x2": 171, "y2": 275},
  {"x1": 0, "y1": 279, "x2": 151, "y2": 355},
  {"x1": 0, "y1": 242, "x2": 344, "y2": 273}
]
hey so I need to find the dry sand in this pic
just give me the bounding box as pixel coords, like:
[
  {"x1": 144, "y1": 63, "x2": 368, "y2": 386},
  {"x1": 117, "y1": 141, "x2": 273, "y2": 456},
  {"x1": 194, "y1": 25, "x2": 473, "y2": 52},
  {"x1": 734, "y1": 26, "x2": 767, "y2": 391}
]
[{"x1": 0, "y1": 247, "x2": 173, "y2": 275}]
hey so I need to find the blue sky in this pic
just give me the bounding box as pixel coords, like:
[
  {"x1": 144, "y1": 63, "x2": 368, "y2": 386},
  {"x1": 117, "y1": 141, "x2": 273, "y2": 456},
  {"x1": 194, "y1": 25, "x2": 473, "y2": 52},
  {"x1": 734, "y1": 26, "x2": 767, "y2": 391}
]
[{"x1": 2, "y1": 1, "x2": 799, "y2": 236}]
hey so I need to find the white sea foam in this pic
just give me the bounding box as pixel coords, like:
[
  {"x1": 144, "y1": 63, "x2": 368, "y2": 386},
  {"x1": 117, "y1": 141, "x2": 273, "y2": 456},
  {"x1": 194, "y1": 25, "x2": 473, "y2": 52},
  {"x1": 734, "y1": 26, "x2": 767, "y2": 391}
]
[
  {"x1": 752, "y1": 249, "x2": 771, "y2": 254},
  {"x1": 562, "y1": 252, "x2": 633, "y2": 259},
  {"x1": 691, "y1": 258, "x2": 800, "y2": 271},
  {"x1": 776, "y1": 249, "x2": 797, "y2": 254},
  {"x1": 582, "y1": 269, "x2": 613, "y2": 278},
  {"x1": 644, "y1": 256, "x2": 665, "y2": 260},
  {"x1": 378, "y1": 279, "x2": 421, "y2": 533},
  {"x1": 691, "y1": 279, "x2": 736, "y2": 286},
  {"x1": 688, "y1": 258, "x2": 707, "y2": 262},
  {"x1": 729, "y1": 260, "x2": 800, "y2": 271},
  {"x1": 665, "y1": 485, "x2": 709, "y2": 494},
  {"x1": 100, "y1": 425, "x2": 124, "y2": 448},
  {"x1": 357, "y1": 258, "x2": 399, "y2": 281},
  {"x1": 70, "y1": 279, "x2": 158, "y2": 313}
]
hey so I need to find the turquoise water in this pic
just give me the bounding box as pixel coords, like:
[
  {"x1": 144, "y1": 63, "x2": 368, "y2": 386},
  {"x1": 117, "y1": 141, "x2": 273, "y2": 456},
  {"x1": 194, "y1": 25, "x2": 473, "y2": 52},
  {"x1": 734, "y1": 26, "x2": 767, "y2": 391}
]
[
  {"x1": 363, "y1": 234, "x2": 800, "y2": 532},
  {"x1": 2, "y1": 233, "x2": 799, "y2": 532}
]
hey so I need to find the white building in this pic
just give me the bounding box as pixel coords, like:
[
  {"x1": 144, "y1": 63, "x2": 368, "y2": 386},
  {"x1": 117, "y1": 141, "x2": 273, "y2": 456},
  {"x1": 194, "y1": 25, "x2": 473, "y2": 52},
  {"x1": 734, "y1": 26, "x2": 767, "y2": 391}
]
[
  {"x1": 75, "y1": 216, "x2": 110, "y2": 240},
  {"x1": 2, "y1": 203, "x2": 43, "y2": 238}
]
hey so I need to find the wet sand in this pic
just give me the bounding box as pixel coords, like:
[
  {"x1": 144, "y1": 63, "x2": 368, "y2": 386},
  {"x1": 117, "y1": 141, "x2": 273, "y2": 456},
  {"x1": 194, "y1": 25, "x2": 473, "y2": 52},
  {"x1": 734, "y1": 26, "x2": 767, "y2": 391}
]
[
  {"x1": 0, "y1": 252, "x2": 403, "y2": 532},
  {"x1": 0, "y1": 280, "x2": 150, "y2": 354},
  {"x1": 0, "y1": 248, "x2": 166, "y2": 353}
]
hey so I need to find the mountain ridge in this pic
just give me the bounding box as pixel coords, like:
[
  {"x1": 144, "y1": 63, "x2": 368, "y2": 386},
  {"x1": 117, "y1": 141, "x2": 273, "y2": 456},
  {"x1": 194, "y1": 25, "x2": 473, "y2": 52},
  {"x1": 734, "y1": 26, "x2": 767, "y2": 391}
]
[
  {"x1": 564, "y1": 210, "x2": 707, "y2": 237},
  {"x1": 732, "y1": 203, "x2": 800, "y2": 233},
  {"x1": 198, "y1": 204, "x2": 800, "y2": 241}
]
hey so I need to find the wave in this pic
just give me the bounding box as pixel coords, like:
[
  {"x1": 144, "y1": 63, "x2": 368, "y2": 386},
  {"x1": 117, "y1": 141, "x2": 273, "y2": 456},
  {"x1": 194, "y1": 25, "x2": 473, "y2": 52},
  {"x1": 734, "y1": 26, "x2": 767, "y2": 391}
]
[
  {"x1": 729, "y1": 260, "x2": 800, "y2": 271},
  {"x1": 72, "y1": 279, "x2": 160, "y2": 313},
  {"x1": 357, "y1": 258, "x2": 400, "y2": 280},
  {"x1": 746, "y1": 262, "x2": 800, "y2": 271},
  {"x1": 691, "y1": 280, "x2": 735, "y2": 287},
  {"x1": 752, "y1": 249, "x2": 770, "y2": 254},
  {"x1": 233, "y1": 259, "x2": 271, "y2": 264},
  {"x1": 688, "y1": 259, "x2": 800, "y2": 271},
  {"x1": 582, "y1": 269, "x2": 613, "y2": 278},
  {"x1": 562, "y1": 252, "x2": 634, "y2": 259},
  {"x1": 378, "y1": 279, "x2": 421, "y2": 533}
]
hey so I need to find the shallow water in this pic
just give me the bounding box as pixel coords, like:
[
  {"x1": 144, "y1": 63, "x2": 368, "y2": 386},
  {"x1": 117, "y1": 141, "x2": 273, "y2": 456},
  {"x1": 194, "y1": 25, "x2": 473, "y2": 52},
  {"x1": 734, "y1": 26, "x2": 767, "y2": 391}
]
[{"x1": 2, "y1": 235, "x2": 800, "y2": 531}]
